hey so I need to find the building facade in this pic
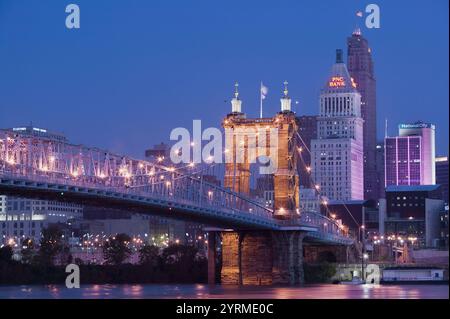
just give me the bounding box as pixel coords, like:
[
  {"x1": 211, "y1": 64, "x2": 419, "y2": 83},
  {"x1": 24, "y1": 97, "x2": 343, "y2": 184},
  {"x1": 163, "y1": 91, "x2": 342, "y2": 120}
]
[
  {"x1": 311, "y1": 49, "x2": 364, "y2": 201},
  {"x1": 299, "y1": 188, "x2": 321, "y2": 213},
  {"x1": 296, "y1": 116, "x2": 317, "y2": 188},
  {"x1": 385, "y1": 122, "x2": 436, "y2": 187},
  {"x1": 347, "y1": 29, "x2": 378, "y2": 201},
  {"x1": 379, "y1": 185, "x2": 444, "y2": 247},
  {"x1": 399, "y1": 122, "x2": 436, "y2": 185},
  {"x1": 376, "y1": 142, "x2": 385, "y2": 198},
  {"x1": 435, "y1": 156, "x2": 449, "y2": 204}
]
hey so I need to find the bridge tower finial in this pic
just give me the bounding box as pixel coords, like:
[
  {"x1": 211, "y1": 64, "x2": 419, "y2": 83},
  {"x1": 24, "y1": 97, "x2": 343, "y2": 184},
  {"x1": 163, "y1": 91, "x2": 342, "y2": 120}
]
[
  {"x1": 231, "y1": 81, "x2": 242, "y2": 113},
  {"x1": 280, "y1": 80, "x2": 292, "y2": 112}
]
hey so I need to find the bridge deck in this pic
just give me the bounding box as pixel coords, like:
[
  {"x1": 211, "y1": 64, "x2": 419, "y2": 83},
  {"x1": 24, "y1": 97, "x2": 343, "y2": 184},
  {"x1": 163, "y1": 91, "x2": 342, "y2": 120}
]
[{"x1": 0, "y1": 175, "x2": 353, "y2": 245}]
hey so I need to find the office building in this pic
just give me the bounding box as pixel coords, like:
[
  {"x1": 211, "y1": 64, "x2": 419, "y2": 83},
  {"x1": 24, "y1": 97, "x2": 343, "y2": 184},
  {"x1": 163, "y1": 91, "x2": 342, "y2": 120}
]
[
  {"x1": 379, "y1": 185, "x2": 444, "y2": 247},
  {"x1": 311, "y1": 49, "x2": 364, "y2": 201},
  {"x1": 435, "y1": 156, "x2": 449, "y2": 204},
  {"x1": 297, "y1": 116, "x2": 317, "y2": 188},
  {"x1": 347, "y1": 29, "x2": 378, "y2": 201},
  {"x1": 385, "y1": 122, "x2": 436, "y2": 187}
]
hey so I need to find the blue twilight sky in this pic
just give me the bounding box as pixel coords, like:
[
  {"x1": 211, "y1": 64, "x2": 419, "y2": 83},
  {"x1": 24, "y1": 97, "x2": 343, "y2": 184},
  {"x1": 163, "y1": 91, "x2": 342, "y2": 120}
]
[{"x1": 0, "y1": 0, "x2": 448, "y2": 158}]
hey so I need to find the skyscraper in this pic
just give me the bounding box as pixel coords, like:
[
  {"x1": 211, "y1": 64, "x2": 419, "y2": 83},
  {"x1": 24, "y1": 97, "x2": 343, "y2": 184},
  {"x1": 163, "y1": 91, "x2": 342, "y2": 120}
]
[
  {"x1": 384, "y1": 122, "x2": 436, "y2": 187},
  {"x1": 311, "y1": 49, "x2": 364, "y2": 201},
  {"x1": 347, "y1": 29, "x2": 378, "y2": 201},
  {"x1": 399, "y1": 122, "x2": 436, "y2": 185},
  {"x1": 385, "y1": 135, "x2": 423, "y2": 186}
]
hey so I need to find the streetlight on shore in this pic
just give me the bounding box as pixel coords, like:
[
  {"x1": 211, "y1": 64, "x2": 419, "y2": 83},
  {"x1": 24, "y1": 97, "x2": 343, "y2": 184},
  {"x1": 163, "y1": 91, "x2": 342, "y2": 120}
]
[{"x1": 360, "y1": 225, "x2": 366, "y2": 282}]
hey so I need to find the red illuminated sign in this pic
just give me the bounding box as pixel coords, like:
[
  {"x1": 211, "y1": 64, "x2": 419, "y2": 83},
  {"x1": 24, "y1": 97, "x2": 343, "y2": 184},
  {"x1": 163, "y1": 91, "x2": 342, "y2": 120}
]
[{"x1": 328, "y1": 76, "x2": 345, "y2": 88}]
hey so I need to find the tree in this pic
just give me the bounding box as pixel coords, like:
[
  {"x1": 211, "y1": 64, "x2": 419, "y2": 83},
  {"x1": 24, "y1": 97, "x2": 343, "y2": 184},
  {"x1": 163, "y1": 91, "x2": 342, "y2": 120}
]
[
  {"x1": 160, "y1": 244, "x2": 200, "y2": 267},
  {"x1": 20, "y1": 238, "x2": 36, "y2": 265},
  {"x1": 102, "y1": 233, "x2": 132, "y2": 265},
  {"x1": 0, "y1": 245, "x2": 13, "y2": 264},
  {"x1": 58, "y1": 245, "x2": 73, "y2": 265},
  {"x1": 74, "y1": 257, "x2": 84, "y2": 266},
  {"x1": 160, "y1": 244, "x2": 207, "y2": 282},
  {"x1": 138, "y1": 244, "x2": 160, "y2": 267},
  {"x1": 39, "y1": 225, "x2": 64, "y2": 266}
]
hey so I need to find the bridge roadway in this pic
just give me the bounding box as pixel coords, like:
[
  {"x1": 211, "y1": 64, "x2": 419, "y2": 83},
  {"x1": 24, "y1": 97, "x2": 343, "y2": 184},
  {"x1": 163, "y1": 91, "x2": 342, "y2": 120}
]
[
  {"x1": 0, "y1": 173, "x2": 352, "y2": 245},
  {"x1": 0, "y1": 127, "x2": 352, "y2": 246}
]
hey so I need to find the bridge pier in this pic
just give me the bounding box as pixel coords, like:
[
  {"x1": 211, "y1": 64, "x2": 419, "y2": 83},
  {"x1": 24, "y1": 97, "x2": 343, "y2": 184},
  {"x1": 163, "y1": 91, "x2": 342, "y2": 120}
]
[
  {"x1": 207, "y1": 231, "x2": 217, "y2": 285},
  {"x1": 209, "y1": 230, "x2": 306, "y2": 286}
]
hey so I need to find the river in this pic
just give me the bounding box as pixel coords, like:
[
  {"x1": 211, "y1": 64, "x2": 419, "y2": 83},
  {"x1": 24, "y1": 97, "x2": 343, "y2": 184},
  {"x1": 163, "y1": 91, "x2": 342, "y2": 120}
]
[{"x1": 0, "y1": 284, "x2": 447, "y2": 299}]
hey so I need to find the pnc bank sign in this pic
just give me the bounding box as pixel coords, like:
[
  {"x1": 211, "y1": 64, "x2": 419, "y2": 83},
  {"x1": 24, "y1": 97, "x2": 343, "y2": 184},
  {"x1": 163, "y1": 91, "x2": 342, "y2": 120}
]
[
  {"x1": 328, "y1": 77, "x2": 357, "y2": 88},
  {"x1": 328, "y1": 76, "x2": 346, "y2": 88}
]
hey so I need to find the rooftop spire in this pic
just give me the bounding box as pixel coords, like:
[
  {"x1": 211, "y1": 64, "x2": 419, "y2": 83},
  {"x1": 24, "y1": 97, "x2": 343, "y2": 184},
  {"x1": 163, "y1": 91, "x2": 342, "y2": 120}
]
[
  {"x1": 234, "y1": 81, "x2": 239, "y2": 99},
  {"x1": 283, "y1": 80, "x2": 289, "y2": 97}
]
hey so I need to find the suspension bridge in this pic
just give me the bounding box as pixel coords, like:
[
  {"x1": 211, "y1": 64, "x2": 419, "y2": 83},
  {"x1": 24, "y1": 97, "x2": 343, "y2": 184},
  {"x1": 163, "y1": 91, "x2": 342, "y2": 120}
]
[
  {"x1": 0, "y1": 127, "x2": 350, "y2": 244},
  {"x1": 0, "y1": 85, "x2": 357, "y2": 285}
]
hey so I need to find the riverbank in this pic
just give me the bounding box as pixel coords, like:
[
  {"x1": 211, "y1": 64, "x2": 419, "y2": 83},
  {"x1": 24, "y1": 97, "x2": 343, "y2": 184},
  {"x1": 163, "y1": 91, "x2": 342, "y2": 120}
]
[{"x1": 0, "y1": 262, "x2": 207, "y2": 285}]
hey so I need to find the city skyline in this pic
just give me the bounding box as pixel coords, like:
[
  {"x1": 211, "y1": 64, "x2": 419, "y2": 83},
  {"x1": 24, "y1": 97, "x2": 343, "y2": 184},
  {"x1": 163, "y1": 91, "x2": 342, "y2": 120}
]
[{"x1": 0, "y1": 0, "x2": 448, "y2": 159}]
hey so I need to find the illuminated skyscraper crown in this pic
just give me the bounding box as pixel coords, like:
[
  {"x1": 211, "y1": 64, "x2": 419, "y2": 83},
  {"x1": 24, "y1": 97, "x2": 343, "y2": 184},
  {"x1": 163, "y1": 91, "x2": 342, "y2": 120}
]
[{"x1": 322, "y1": 49, "x2": 359, "y2": 94}]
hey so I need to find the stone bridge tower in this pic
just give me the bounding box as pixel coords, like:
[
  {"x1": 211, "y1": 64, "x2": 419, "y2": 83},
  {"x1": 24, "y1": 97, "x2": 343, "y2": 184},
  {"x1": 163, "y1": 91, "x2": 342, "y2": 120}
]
[
  {"x1": 208, "y1": 82, "x2": 304, "y2": 286},
  {"x1": 222, "y1": 81, "x2": 299, "y2": 219}
]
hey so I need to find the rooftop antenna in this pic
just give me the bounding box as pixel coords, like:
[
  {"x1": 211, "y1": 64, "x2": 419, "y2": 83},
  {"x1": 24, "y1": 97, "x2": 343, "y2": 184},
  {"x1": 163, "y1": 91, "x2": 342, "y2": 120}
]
[
  {"x1": 354, "y1": 10, "x2": 363, "y2": 35},
  {"x1": 385, "y1": 118, "x2": 388, "y2": 138}
]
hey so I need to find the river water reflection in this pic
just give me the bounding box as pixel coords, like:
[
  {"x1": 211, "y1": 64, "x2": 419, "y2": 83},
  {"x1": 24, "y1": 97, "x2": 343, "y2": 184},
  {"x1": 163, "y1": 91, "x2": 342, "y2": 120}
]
[{"x1": 0, "y1": 284, "x2": 448, "y2": 299}]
